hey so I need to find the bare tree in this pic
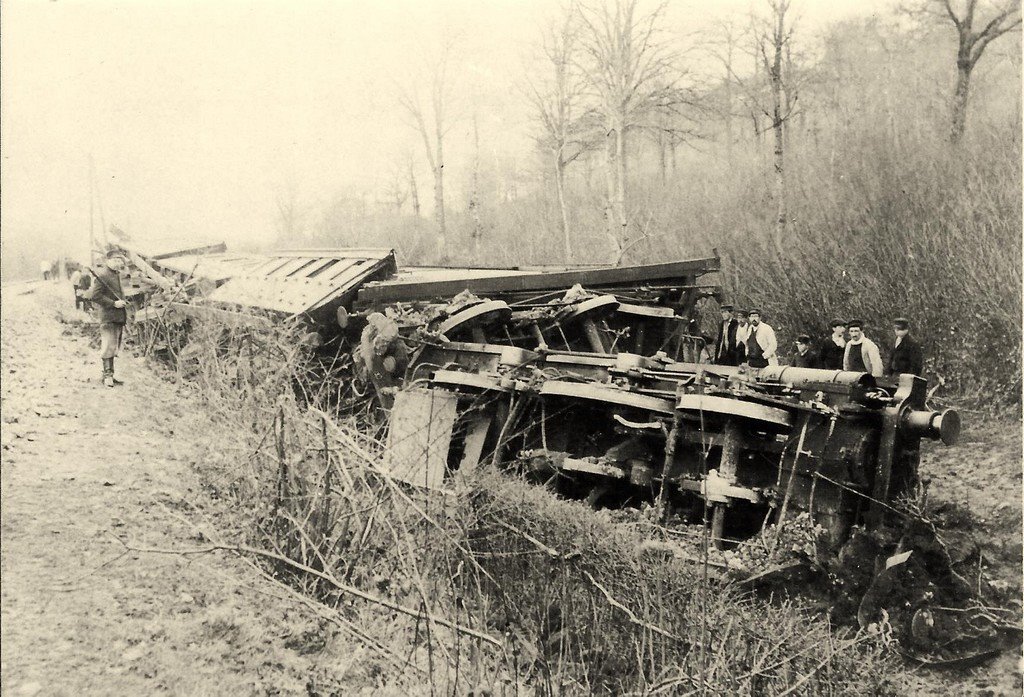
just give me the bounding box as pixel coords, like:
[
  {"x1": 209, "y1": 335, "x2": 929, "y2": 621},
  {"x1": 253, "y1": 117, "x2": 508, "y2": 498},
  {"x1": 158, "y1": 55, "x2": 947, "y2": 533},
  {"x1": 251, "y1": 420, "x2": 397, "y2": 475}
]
[
  {"x1": 407, "y1": 156, "x2": 421, "y2": 218},
  {"x1": 382, "y1": 163, "x2": 409, "y2": 215},
  {"x1": 526, "y1": 4, "x2": 595, "y2": 261},
  {"x1": 576, "y1": 0, "x2": 688, "y2": 260},
  {"x1": 468, "y1": 109, "x2": 485, "y2": 256},
  {"x1": 917, "y1": 0, "x2": 1022, "y2": 144},
  {"x1": 274, "y1": 182, "x2": 308, "y2": 245},
  {"x1": 398, "y1": 38, "x2": 458, "y2": 258},
  {"x1": 755, "y1": 0, "x2": 796, "y2": 248},
  {"x1": 706, "y1": 18, "x2": 750, "y2": 162}
]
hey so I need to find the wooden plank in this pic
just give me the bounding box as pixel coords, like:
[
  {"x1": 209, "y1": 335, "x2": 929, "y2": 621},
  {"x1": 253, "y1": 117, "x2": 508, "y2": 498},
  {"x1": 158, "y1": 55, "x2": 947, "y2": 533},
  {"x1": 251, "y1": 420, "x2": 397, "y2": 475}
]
[
  {"x1": 169, "y1": 302, "x2": 271, "y2": 328},
  {"x1": 357, "y1": 256, "x2": 721, "y2": 304},
  {"x1": 268, "y1": 257, "x2": 317, "y2": 277},
  {"x1": 457, "y1": 415, "x2": 491, "y2": 475},
  {"x1": 206, "y1": 251, "x2": 398, "y2": 317},
  {"x1": 386, "y1": 389, "x2": 458, "y2": 490},
  {"x1": 304, "y1": 258, "x2": 394, "y2": 314},
  {"x1": 273, "y1": 247, "x2": 396, "y2": 260}
]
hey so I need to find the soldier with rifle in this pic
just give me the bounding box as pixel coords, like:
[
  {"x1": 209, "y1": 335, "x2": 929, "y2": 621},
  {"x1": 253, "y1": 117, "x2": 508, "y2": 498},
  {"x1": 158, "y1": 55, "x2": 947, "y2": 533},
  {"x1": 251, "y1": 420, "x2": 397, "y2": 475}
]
[{"x1": 83, "y1": 249, "x2": 130, "y2": 388}]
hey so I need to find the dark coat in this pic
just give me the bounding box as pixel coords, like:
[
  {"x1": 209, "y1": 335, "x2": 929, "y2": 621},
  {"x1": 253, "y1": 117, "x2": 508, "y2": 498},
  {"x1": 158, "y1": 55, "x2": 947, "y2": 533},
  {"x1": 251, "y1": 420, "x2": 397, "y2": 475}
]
[
  {"x1": 793, "y1": 350, "x2": 816, "y2": 368},
  {"x1": 714, "y1": 318, "x2": 740, "y2": 365},
  {"x1": 886, "y1": 334, "x2": 924, "y2": 376},
  {"x1": 818, "y1": 337, "x2": 846, "y2": 370},
  {"x1": 84, "y1": 266, "x2": 127, "y2": 324}
]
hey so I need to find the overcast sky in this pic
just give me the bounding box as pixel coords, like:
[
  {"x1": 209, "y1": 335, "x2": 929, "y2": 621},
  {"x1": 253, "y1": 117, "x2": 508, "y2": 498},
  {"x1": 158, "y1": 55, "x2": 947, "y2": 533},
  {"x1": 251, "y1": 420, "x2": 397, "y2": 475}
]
[{"x1": 1, "y1": 0, "x2": 893, "y2": 262}]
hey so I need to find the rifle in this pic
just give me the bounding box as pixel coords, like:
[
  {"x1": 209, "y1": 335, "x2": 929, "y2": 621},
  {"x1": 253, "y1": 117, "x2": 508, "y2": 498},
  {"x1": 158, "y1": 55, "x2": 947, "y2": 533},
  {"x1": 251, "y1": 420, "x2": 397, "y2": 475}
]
[{"x1": 86, "y1": 267, "x2": 134, "y2": 322}]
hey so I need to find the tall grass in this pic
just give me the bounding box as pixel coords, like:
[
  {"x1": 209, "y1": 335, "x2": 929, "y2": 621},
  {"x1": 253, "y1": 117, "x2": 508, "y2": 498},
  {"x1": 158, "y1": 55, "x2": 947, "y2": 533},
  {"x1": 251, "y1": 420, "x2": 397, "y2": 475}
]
[{"x1": 155, "y1": 314, "x2": 898, "y2": 695}]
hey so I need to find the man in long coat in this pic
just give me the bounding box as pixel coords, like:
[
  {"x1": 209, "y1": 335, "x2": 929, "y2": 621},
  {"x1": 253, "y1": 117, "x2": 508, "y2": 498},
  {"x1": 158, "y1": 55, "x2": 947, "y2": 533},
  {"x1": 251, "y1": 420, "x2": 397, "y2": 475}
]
[
  {"x1": 818, "y1": 318, "x2": 847, "y2": 370},
  {"x1": 713, "y1": 302, "x2": 740, "y2": 366},
  {"x1": 885, "y1": 317, "x2": 924, "y2": 376},
  {"x1": 83, "y1": 250, "x2": 129, "y2": 387}
]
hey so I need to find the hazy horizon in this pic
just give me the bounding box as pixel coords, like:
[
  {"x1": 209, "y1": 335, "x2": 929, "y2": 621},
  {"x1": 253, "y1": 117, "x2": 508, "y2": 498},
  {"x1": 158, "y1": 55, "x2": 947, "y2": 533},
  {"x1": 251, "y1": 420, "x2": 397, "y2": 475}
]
[{"x1": 3, "y1": 0, "x2": 896, "y2": 270}]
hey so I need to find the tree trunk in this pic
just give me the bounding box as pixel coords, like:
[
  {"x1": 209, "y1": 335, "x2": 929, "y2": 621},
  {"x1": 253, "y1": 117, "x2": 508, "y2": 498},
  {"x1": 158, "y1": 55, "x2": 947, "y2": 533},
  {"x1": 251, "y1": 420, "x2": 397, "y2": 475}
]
[
  {"x1": 554, "y1": 152, "x2": 571, "y2": 261},
  {"x1": 433, "y1": 160, "x2": 446, "y2": 257},
  {"x1": 408, "y1": 162, "x2": 420, "y2": 217},
  {"x1": 950, "y1": 63, "x2": 972, "y2": 145},
  {"x1": 615, "y1": 124, "x2": 628, "y2": 242},
  {"x1": 657, "y1": 131, "x2": 667, "y2": 185},
  {"x1": 603, "y1": 130, "x2": 617, "y2": 254},
  {"x1": 469, "y1": 111, "x2": 483, "y2": 258},
  {"x1": 724, "y1": 77, "x2": 734, "y2": 163},
  {"x1": 770, "y1": 12, "x2": 786, "y2": 247}
]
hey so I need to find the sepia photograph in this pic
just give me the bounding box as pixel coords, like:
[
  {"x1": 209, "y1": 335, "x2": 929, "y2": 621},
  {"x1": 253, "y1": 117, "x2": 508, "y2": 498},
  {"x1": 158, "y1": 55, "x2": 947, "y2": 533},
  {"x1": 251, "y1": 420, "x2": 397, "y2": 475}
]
[{"x1": 1, "y1": 0, "x2": 1021, "y2": 694}]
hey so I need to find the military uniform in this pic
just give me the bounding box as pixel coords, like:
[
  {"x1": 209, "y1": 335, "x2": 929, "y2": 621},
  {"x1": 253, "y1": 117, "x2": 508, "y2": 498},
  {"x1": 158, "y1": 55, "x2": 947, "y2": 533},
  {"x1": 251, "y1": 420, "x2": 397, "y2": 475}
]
[{"x1": 84, "y1": 263, "x2": 127, "y2": 386}]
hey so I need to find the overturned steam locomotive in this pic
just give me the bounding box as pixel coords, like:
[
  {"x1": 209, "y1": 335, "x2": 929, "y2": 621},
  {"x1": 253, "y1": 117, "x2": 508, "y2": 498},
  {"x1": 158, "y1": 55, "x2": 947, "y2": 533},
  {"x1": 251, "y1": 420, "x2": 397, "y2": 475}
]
[{"x1": 124, "y1": 244, "x2": 959, "y2": 549}]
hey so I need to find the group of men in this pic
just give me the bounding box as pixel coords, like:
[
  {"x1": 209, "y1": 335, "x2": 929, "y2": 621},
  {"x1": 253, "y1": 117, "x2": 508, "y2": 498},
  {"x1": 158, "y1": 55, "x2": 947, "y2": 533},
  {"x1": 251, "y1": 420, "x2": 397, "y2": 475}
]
[{"x1": 713, "y1": 304, "x2": 924, "y2": 377}]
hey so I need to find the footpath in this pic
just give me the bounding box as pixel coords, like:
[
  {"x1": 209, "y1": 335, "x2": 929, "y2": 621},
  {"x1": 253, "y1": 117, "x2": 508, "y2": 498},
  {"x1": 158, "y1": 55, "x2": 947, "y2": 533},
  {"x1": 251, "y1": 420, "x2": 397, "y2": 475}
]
[{"x1": 0, "y1": 283, "x2": 367, "y2": 696}]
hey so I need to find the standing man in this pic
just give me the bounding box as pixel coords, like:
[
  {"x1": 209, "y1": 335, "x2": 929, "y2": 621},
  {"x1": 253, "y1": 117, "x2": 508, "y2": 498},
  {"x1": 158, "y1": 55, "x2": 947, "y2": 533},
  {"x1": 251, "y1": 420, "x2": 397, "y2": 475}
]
[
  {"x1": 70, "y1": 266, "x2": 92, "y2": 311},
  {"x1": 744, "y1": 309, "x2": 778, "y2": 368},
  {"x1": 733, "y1": 308, "x2": 749, "y2": 365},
  {"x1": 818, "y1": 318, "x2": 847, "y2": 370},
  {"x1": 40, "y1": 259, "x2": 51, "y2": 281},
  {"x1": 843, "y1": 320, "x2": 883, "y2": 377},
  {"x1": 84, "y1": 250, "x2": 129, "y2": 388},
  {"x1": 714, "y1": 302, "x2": 739, "y2": 366},
  {"x1": 793, "y1": 334, "x2": 816, "y2": 367},
  {"x1": 885, "y1": 317, "x2": 924, "y2": 376}
]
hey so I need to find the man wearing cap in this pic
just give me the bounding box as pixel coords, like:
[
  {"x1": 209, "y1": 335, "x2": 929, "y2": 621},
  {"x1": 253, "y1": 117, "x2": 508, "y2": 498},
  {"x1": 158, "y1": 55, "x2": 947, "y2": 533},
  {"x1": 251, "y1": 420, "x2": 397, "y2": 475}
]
[
  {"x1": 714, "y1": 302, "x2": 740, "y2": 366},
  {"x1": 843, "y1": 320, "x2": 883, "y2": 377},
  {"x1": 743, "y1": 309, "x2": 778, "y2": 368},
  {"x1": 818, "y1": 319, "x2": 847, "y2": 370},
  {"x1": 793, "y1": 334, "x2": 816, "y2": 368},
  {"x1": 83, "y1": 250, "x2": 129, "y2": 388},
  {"x1": 733, "y1": 308, "x2": 749, "y2": 364},
  {"x1": 886, "y1": 318, "x2": 924, "y2": 376}
]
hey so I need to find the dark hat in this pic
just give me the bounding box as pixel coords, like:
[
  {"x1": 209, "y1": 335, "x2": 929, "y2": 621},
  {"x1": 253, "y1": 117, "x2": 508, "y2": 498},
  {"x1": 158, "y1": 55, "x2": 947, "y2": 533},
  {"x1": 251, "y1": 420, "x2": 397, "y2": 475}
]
[
  {"x1": 720, "y1": 302, "x2": 734, "y2": 310},
  {"x1": 796, "y1": 334, "x2": 812, "y2": 343},
  {"x1": 747, "y1": 308, "x2": 762, "y2": 316},
  {"x1": 892, "y1": 317, "x2": 911, "y2": 329},
  {"x1": 829, "y1": 318, "x2": 846, "y2": 328},
  {"x1": 847, "y1": 319, "x2": 864, "y2": 329}
]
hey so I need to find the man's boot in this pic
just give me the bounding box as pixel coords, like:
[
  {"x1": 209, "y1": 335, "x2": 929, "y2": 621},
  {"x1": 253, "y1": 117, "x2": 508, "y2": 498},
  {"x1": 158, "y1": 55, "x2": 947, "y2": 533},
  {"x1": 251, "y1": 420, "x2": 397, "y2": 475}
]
[
  {"x1": 109, "y1": 358, "x2": 124, "y2": 386},
  {"x1": 102, "y1": 358, "x2": 115, "y2": 388}
]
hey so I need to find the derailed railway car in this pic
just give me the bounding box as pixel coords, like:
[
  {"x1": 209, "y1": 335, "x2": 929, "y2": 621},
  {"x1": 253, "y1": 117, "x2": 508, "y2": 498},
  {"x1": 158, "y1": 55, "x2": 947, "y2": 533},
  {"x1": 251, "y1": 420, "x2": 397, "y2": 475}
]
[{"x1": 126, "y1": 244, "x2": 960, "y2": 550}]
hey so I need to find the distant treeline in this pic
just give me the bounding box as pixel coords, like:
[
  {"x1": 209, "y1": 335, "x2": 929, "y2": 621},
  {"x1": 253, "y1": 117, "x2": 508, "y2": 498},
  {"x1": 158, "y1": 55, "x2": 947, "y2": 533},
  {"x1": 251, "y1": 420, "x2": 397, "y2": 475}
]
[{"x1": 289, "y1": 8, "x2": 1022, "y2": 406}]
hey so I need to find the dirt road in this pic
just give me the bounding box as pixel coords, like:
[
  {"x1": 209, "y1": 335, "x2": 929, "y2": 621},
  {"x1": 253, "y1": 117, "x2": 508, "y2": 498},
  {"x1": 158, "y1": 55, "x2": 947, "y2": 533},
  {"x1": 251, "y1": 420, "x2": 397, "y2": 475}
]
[{"x1": 0, "y1": 284, "x2": 366, "y2": 695}]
